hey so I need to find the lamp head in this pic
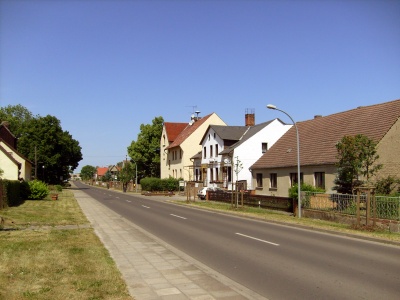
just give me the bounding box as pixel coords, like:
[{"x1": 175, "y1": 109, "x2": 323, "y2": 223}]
[{"x1": 266, "y1": 104, "x2": 277, "y2": 110}]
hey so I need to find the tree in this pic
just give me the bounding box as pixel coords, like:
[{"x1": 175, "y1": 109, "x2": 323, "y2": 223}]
[
  {"x1": 102, "y1": 170, "x2": 112, "y2": 182},
  {"x1": 81, "y1": 165, "x2": 97, "y2": 181},
  {"x1": 127, "y1": 116, "x2": 163, "y2": 179},
  {"x1": 18, "y1": 115, "x2": 83, "y2": 184},
  {"x1": 0, "y1": 104, "x2": 34, "y2": 138},
  {"x1": 334, "y1": 134, "x2": 382, "y2": 194},
  {"x1": 118, "y1": 162, "x2": 135, "y2": 192}
]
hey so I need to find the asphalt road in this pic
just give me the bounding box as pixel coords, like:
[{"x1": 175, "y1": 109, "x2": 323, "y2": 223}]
[{"x1": 75, "y1": 182, "x2": 400, "y2": 300}]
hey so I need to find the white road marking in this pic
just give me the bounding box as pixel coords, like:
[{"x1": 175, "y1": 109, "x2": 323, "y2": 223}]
[
  {"x1": 126, "y1": 200, "x2": 131, "y2": 203},
  {"x1": 235, "y1": 233, "x2": 279, "y2": 246},
  {"x1": 170, "y1": 214, "x2": 187, "y2": 220},
  {"x1": 142, "y1": 205, "x2": 150, "y2": 209}
]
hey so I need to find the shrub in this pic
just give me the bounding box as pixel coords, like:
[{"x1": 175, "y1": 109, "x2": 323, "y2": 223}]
[
  {"x1": 375, "y1": 176, "x2": 400, "y2": 196},
  {"x1": 2, "y1": 180, "x2": 25, "y2": 207},
  {"x1": 28, "y1": 180, "x2": 49, "y2": 200},
  {"x1": 162, "y1": 177, "x2": 181, "y2": 191},
  {"x1": 140, "y1": 177, "x2": 182, "y2": 192},
  {"x1": 140, "y1": 177, "x2": 161, "y2": 191},
  {"x1": 289, "y1": 183, "x2": 325, "y2": 208}
]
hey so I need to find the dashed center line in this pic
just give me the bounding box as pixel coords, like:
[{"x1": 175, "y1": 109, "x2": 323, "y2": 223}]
[
  {"x1": 170, "y1": 214, "x2": 187, "y2": 220},
  {"x1": 142, "y1": 205, "x2": 150, "y2": 209},
  {"x1": 235, "y1": 233, "x2": 279, "y2": 246}
]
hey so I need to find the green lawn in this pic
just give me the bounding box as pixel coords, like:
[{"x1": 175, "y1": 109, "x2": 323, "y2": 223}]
[{"x1": 0, "y1": 190, "x2": 132, "y2": 300}]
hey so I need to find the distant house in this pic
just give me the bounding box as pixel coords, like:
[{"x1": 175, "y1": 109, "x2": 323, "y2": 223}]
[
  {"x1": 0, "y1": 121, "x2": 32, "y2": 181},
  {"x1": 160, "y1": 112, "x2": 226, "y2": 181},
  {"x1": 250, "y1": 99, "x2": 400, "y2": 197},
  {"x1": 199, "y1": 111, "x2": 292, "y2": 190},
  {"x1": 95, "y1": 167, "x2": 109, "y2": 181}
]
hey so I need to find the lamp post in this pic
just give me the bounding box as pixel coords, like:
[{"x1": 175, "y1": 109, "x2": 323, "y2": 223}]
[
  {"x1": 267, "y1": 104, "x2": 301, "y2": 218},
  {"x1": 131, "y1": 159, "x2": 138, "y2": 193}
]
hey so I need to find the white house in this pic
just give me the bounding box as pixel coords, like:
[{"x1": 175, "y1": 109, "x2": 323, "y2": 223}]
[{"x1": 198, "y1": 112, "x2": 292, "y2": 190}]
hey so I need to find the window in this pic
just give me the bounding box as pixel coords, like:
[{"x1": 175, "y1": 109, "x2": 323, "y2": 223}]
[
  {"x1": 203, "y1": 147, "x2": 207, "y2": 158},
  {"x1": 215, "y1": 144, "x2": 218, "y2": 157},
  {"x1": 227, "y1": 166, "x2": 232, "y2": 182},
  {"x1": 290, "y1": 172, "x2": 303, "y2": 186},
  {"x1": 180, "y1": 149, "x2": 182, "y2": 159},
  {"x1": 210, "y1": 145, "x2": 213, "y2": 157},
  {"x1": 262, "y1": 143, "x2": 268, "y2": 153},
  {"x1": 210, "y1": 168, "x2": 214, "y2": 182},
  {"x1": 270, "y1": 173, "x2": 277, "y2": 189},
  {"x1": 256, "y1": 173, "x2": 263, "y2": 188},
  {"x1": 314, "y1": 172, "x2": 325, "y2": 189}
]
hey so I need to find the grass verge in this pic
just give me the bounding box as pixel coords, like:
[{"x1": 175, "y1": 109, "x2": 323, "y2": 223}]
[
  {"x1": 174, "y1": 200, "x2": 400, "y2": 244},
  {"x1": 0, "y1": 190, "x2": 131, "y2": 300}
]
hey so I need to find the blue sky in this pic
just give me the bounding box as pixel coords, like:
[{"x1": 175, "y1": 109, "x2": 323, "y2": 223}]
[{"x1": 1, "y1": 0, "x2": 399, "y2": 172}]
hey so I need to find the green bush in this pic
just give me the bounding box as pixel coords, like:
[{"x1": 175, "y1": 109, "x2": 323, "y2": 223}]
[
  {"x1": 0, "y1": 180, "x2": 26, "y2": 208},
  {"x1": 140, "y1": 177, "x2": 161, "y2": 191},
  {"x1": 140, "y1": 177, "x2": 182, "y2": 192},
  {"x1": 28, "y1": 180, "x2": 49, "y2": 200},
  {"x1": 161, "y1": 177, "x2": 181, "y2": 191},
  {"x1": 289, "y1": 183, "x2": 325, "y2": 208}
]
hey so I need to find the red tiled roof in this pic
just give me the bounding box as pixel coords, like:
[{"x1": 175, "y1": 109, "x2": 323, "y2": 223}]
[
  {"x1": 164, "y1": 122, "x2": 187, "y2": 143},
  {"x1": 167, "y1": 114, "x2": 213, "y2": 149},
  {"x1": 251, "y1": 99, "x2": 400, "y2": 169},
  {"x1": 97, "y1": 167, "x2": 108, "y2": 176}
]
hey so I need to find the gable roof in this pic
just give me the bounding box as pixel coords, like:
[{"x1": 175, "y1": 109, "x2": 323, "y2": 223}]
[
  {"x1": 251, "y1": 99, "x2": 400, "y2": 169},
  {"x1": 97, "y1": 167, "x2": 108, "y2": 176},
  {"x1": 219, "y1": 120, "x2": 276, "y2": 154},
  {"x1": 167, "y1": 113, "x2": 214, "y2": 149},
  {"x1": 0, "y1": 144, "x2": 20, "y2": 167},
  {"x1": 163, "y1": 122, "x2": 188, "y2": 143}
]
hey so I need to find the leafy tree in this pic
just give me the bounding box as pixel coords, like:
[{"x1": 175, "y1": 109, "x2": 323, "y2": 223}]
[
  {"x1": 102, "y1": 170, "x2": 112, "y2": 182},
  {"x1": 17, "y1": 115, "x2": 82, "y2": 184},
  {"x1": 334, "y1": 134, "x2": 382, "y2": 194},
  {"x1": 80, "y1": 165, "x2": 97, "y2": 181},
  {"x1": 0, "y1": 168, "x2": 3, "y2": 178},
  {"x1": 0, "y1": 104, "x2": 34, "y2": 138},
  {"x1": 118, "y1": 162, "x2": 135, "y2": 192},
  {"x1": 127, "y1": 116, "x2": 163, "y2": 179}
]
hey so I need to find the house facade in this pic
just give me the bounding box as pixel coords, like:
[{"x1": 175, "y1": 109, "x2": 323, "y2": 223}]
[
  {"x1": 199, "y1": 113, "x2": 292, "y2": 190},
  {"x1": 250, "y1": 99, "x2": 400, "y2": 197},
  {"x1": 160, "y1": 112, "x2": 226, "y2": 181},
  {"x1": 0, "y1": 121, "x2": 32, "y2": 181}
]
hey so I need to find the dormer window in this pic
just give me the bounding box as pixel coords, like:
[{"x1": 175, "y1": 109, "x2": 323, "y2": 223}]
[{"x1": 262, "y1": 142, "x2": 268, "y2": 153}]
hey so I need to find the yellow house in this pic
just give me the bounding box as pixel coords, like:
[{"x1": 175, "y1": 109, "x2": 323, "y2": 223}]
[
  {"x1": 0, "y1": 121, "x2": 32, "y2": 181},
  {"x1": 160, "y1": 112, "x2": 226, "y2": 181}
]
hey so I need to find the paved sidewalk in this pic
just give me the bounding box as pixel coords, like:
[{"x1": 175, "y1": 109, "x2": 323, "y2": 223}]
[{"x1": 71, "y1": 187, "x2": 267, "y2": 300}]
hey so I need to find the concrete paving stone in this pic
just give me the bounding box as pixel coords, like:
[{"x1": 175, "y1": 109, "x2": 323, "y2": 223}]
[
  {"x1": 144, "y1": 276, "x2": 169, "y2": 285},
  {"x1": 190, "y1": 295, "x2": 217, "y2": 300},
  {"x1": 155, "y1": 287, "x2": 182, "y2": 296}
]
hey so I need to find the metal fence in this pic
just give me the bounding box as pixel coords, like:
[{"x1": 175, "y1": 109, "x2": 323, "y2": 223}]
[
  {"x1": 305, "y1": 192, "x2": 400, "y2": 221},
  {"x1": 208, "y1": 190, "x2": 293, "y2": 212}
]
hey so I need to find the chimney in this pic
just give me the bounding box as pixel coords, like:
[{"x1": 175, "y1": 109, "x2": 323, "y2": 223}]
[
  {"x1": 245, "y1": 108, "x2": 255, "y2": 126},
  {"x1": 314, "y1": 115, "x2": 322, "y2": 119}
]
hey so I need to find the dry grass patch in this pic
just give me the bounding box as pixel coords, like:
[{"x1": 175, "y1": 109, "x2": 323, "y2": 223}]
[
  {"x1": 1, "y1": 190, "x2": 88, "y2": 228},
  {"x1": 0, "y1": 189, "x2": 132, "y2": 300}
]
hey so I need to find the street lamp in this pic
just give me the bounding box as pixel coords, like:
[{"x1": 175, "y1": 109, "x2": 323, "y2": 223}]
[
  {"x1": 131, "y1": 159, "x2": 138, "y2": 193},
  {"x1": 267, "y1": 104, "x2": 301, "y2": 218}
]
